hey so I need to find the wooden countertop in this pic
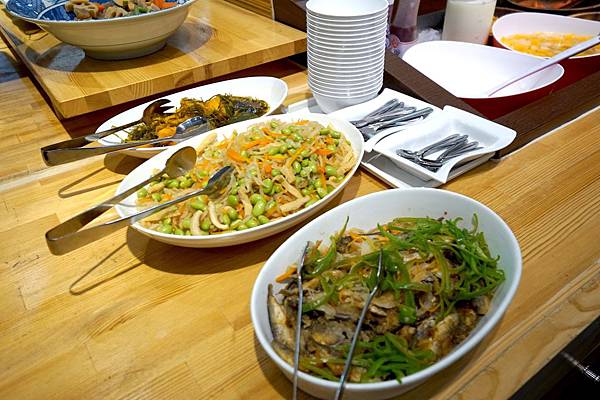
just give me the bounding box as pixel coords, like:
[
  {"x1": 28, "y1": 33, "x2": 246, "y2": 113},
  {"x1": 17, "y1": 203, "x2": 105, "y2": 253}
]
[
  {"x1": 0, "y1": 0, "x2": 306, "y2": 119},
  {"x1": 0, "y1": 38, "x2": 599, "y2": 399}
]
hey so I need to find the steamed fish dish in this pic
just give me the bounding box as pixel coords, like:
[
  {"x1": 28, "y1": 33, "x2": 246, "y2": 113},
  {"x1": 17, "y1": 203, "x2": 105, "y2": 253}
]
[
  {"x1": 268, "y1": 216, "x2": 504, "y2": 383},
  {"x1": 136, "y1": 119, "x2": 356, "y2": 235},
  {"x1": 127, "y1": 95, "x2": 270, "y2": 144}
]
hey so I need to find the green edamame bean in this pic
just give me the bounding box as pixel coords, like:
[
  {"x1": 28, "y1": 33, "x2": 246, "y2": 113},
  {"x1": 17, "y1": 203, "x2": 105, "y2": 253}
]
[
  {"x1": 325, "y1": 165, "x2": 337, "y2": 177},
  {"x1": 174, "y1": 228, "x2": 184, "y2": 236},
  {"x1": 230, "y1": 219, "x2": 243, "y2": 230},
  {"x1": 179, "y1": 179, "x2": 193, "y2": 189},
  {"x1": 246, "y1": 218, "x2": 259, "y2": 228},
  {"x1": 230, "y1": 186, "x2": 239, "y2": 195},
  {"x1": 262, "y1": 179, "x2": 273, "y2": 193},
  {"x1": 137, "y1": 188, "x2": 148, "y2": 198},
  {"x1": 190, "y1": 200, "x2": 207, "y2": 211},
  {"x1": 301, "y1": 159, "x2": 309, "y2": 167},
  {"x1": 305, "y1": 198, "x2": 319, "y2": 208},
  {"x1": 252, "y1": 200, "x2": 266, "y2": 217},
  {"x1": 184, "y1": 230, "x2": 192, "y2": 236},
  {"x1": 274, "y1": 184, "x2": 283, "y2": 193},
  {"x1": 300, "y1": 168, "x2": 311, "y2": 177},
  {"x1": 181, "y1": 218, "x2": 191, "y2": 230},
  {"x1": 319, "y1": 128, "x2": 331, "y2": 135},
  {"x1": 292, "y1": 133, "x2": 303, "y2": 142},
  {"x1": 258, "y1": 215, "x2": 270, "y2": 225},
  {"x1": 158, "y1": 224, "x2": 173, "y2": 234},
  {"x1": 281, "y1": 128, "x2": 290, "y2": 135},
  {"x1": 271, "y1": 169, "x2": 281, "y2": 177},
  {"x1": 301, "y1": 188, "x2": 310, "y2": 196},
  {"x1": 330, "y1": 130, "x2": 341, "y2": 139},
  {"x1": 266, "y1": 200, "x2": 276, "y2": 211},
  {"x1": 268, "y1": 147, "x2": 280, "y2": 156},
  {"x1": 162, "y1": 217, "x2": 171, "y2": 225},
  {"x1": 293, "y1": 161, "x2": 302, "y2": 174},
  {"x1": 221, "y1": 214, "x2": 231, "y2": 226},
  {"x1": 200, "y1": 218, "x2": 211, "y2": 231},
  {"x1": 301, "y1": 149, "x2": 311, "y2": 158},
  {"x1": 240, "y1": 150, "x2": 249, "y2": 158},
  {"x1": 327, "y1": 144, "x2": 337, "y2": 152},
  {"x1": 197, "y1": 170, "x2": 209, "y2": 177},
  {"x1": 327, "y1": 184, "x2": 334, "y2": 193},
  {"x1": 227, "y1": 194, "x2": 239, "y2": 207},
  {"x1": 270, "y1": 121, "x2": 279, "y2": 129},
  {"x1": 237, "y1": 223, "x2": 248, "y2": 231},
  {"x1": 317, "y1": 187, "x2": 328, "y2": 199},
  {"x1": 279, "y1": 144, "x2": 288, "y2": 153},
  {"x1": 151, "y1": 193, "x2": 162, "y2": 202},
  {"x1": 227, "y1": 208, "x2": 239, "y2": 220},
  {"x1": 313, "y1": 179, "x2": 322, "y2": 188},
  {"x1": 250, "y1": 193, "x2": 263, "y2": 205}
]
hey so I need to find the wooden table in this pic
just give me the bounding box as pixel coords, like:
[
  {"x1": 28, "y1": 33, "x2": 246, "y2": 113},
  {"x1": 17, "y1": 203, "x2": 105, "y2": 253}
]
[
  {"x1": 0, "y1": 0, "x2": 306, "y2": 118},
  {"x1": 1, "y1": 38, "x2": 599, "y2": 399}
]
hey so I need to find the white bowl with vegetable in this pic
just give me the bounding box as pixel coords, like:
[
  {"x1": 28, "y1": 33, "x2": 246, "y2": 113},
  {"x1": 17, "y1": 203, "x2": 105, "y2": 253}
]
[
  {"x1": 251, "y1": 188, "x2": 521, "y2": 399},
  {"x1": 114, "y1": 112, "x2": 364, "y2": 247},
  {"x1": 5, "y1": 0, "x2": 197, "y2": 60}
]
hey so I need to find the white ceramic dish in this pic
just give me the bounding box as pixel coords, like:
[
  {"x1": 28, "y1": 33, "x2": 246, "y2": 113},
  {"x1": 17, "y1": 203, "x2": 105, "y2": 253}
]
[
  {"x1": 5, "y1": 0, "x2": 197, "y2": 60},
  {"x1": 308, "y1": 79, "x2": 383, "y2": 95},
  {"x1": 308, "y1": 40, "x2": 386, "y2": 53},
  {"x1": 402, "y1": 41, "x2": 564, "y2": 119},
  {"x1": 308, "y1": 54, "x2": 386, "y2": 70},
  {"x1": 307, "y1": 25, "x2": 388, "y2": 38},
  {"x1": 308, "y1": 49, "x2": 386, "y2": 63},
  {"x1": 492, "y1": 12, "x2": 600, "y2": 60},
  {"x1": 307, "y1": 33, "x2": 386, "y2": 47},
  {"x1": 330, "y1": 88, "x2": 443, "y2": 153},
  {"x1": 308, "y1": 62, "x2": 384, "y2": 77},
  {"x1": 308, "y1": 43, "x2": 385, "y2": 57},
  {"x1": 251, "y1": 188, "x2": 522, "y2": 400},
  {"x1": 307, "y1": 14, "x2": 388, "y2": 28},
  {"x1": 97, "y1": 76, "x2": 288, "y2": 159},
  {"x1": 373, "y1": 106, "x2": 516, "y2": 183},
  {"x1": 113, "y1": 112, "x2": 364, "y2": 248},
  {"x1": 309, "y1": 70, "x2": 384, "y2": 84},
  {"x1": 306, "y1": 0, "x2": 388, "y2": 19}
]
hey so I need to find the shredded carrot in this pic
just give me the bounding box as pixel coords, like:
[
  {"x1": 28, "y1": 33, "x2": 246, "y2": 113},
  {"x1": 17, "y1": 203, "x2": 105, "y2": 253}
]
[
  {"x1": 261, "y1": 127, "x2": 281, "y2": 138},
  {"x1": 155, "y1": 0, "x2": 177, "y2": 9},
  {"x1": 243, "y1": 138, "x2": 271, "y2": 149},
  {"x1": 316, "y1": 148, "x2": 333, "y2": 156},
  {"x1": 226, "y1": 149, "x2": 246, "y2": 163},
  {"x1": 319, "y1": 172, "x2": 326, "y2": 188},
  {"x1": 286, "y1": 144, "x2": 306, "y2": 168},
  {"x1": 264, "y1": 163, "x2": 272, "y2": 175},
  {"x1": 276, "y1": 266, "x2": 297, "y2": 283}
]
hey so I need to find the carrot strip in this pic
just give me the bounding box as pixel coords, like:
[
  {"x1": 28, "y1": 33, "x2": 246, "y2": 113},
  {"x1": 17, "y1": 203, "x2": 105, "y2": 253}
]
[
  {"x1": 227, "y1": 149, "x2": 246, "y2": 163},
  {"x1": 275, "y1": 266, "x2": 297, "y2": 283},
  {"x1": 316, "y1": 148, "x2": 333, "y2": 156},
  {"x1": 243, "y1": 138, "x2": 272, "y2": 149},
  {"x1": 264, "y1": 163, "x2": 272, "y2": 174},
  {"x1": 295, "y1": 120, "x2": 309, "y2": 125}
]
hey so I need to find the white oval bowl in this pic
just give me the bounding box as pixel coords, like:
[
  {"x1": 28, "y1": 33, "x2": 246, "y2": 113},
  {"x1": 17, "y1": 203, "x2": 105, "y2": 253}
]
[
  {"x1": 251, "y1": 188, "x2": 522, "y2": 400},
  {"x1": 492, "y1": 12, "x2": 600, "y2": 60},
  {"x1": 114, "y1": 113, "x2": 364, "y2": 248},
  {"x1": 306, "y1": 0, "x2": 388, "y2": 19},
  {"x1": 6, "y1": 0, "x2": 197, "y2": 60},
  {"x1": 97, "y1": 76, "x2": 288, "y2": 159}
]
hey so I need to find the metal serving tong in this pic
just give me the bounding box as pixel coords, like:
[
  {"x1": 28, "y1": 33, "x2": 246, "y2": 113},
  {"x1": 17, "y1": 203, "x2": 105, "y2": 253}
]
[
  {"x1": 397, "y1": 134, "x2": 483, "y2": 171},
  {"x1": 334, "y1": 249, "x2": 384, "y2": 400},
  {"x1": 41, "y1": 101, "x2": 211, "y2": 166},
  {"x1": 45, "y1": 146, "x2": 232, "y2": 255},
  {"x1": 292, "y1": 242, "x2": 311, "y2": 400}
]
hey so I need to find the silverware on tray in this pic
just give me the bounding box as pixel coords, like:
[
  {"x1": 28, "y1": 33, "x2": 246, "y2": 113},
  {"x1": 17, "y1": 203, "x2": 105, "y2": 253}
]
[
  {"x1": 41, "y1": 115, "x2": 210, "y2": 166},
  {"x1": 334, "y1": 249, "x2": 384, "y2": 400},
  {"x1": 45, "y1": 147, "x2": 232, "y2": 255},
  {"x1": 359, "y1": 107, "x2": 434, "y2": 139},
  {"x1": 397, "y1": 134, "x2": 483, "y2": 171}
]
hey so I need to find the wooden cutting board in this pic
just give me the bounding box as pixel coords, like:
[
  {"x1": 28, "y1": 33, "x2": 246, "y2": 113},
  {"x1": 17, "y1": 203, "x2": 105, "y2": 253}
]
[{"x1": 0, "y1": 0, "x2": 306, "y2": 119}]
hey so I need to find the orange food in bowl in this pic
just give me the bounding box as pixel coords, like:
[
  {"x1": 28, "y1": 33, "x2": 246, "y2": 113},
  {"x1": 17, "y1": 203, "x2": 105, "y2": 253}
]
[{"x1": 501, "y1": 32, "x2": 600, "y2": 57}]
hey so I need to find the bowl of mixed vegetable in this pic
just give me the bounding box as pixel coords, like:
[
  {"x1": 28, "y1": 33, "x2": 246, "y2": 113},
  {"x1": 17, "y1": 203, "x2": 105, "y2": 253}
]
[
  {"x1": 251, "y1": 188, "x2": 521, "y2": 399},
  {"x1": 113, "y1": 112, "x2": 364, "y2": 247},
  {"x1": 5, "y1": 0, "x2": 197, "y2": 59}
]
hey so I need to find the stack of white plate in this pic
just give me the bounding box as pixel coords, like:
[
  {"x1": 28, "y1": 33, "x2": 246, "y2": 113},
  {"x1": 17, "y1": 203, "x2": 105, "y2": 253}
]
[{"x1": 306, "y1": 0, "x2": 389, "y2": 113}]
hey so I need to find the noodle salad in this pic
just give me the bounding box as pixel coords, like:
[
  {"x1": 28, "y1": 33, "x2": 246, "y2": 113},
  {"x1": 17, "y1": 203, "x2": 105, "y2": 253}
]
[{"x1": 136, "y1": 119, "x2": 357, "y2": 235}]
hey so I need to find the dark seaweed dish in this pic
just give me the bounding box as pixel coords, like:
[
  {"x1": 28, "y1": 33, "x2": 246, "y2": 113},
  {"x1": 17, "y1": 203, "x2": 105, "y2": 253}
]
[{"x1": 268, "y1": 216, "x2": 504, "y2": 383}]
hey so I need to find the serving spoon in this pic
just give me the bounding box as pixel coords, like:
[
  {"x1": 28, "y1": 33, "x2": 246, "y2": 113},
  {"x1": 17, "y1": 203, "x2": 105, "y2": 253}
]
[
  {"x1": 41, "y1": 115, "x2": 210, "y2": 166},
  {"x1": 487, "y1": 34, "x2": 600, "y2": 97},
  {"x1": 45, "y1": 146, "x2": 232, "y2": 255}
]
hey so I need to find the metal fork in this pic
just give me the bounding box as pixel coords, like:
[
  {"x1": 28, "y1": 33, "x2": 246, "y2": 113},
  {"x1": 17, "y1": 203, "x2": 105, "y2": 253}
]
[
  {"x1": 334, "y1": 249, "x2": 384, "y2": 400},
  {"x1": 359, "y1": 107, "x2": 434, "y2": 139}
]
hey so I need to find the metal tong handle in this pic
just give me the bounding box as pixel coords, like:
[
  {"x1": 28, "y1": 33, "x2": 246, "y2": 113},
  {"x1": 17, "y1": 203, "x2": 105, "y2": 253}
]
[
  {"x1": 352, "y1": 107, "x2": 417, "y2": 128},
  {"x1": 361, "y1": 99, "x2": 402, "y2": 120},
  {"x1": 292, "y1": 242, "x2": 311, "y2": 400},
  {"x1": 45, "y1": 165, "x2": 231, "y2": 255},
  {"x1": 334, "y1": 250, "x2": 384, "y2": 400},
  {"x1": 42, "y1": 134, "x2": 182, "y2": 166}
]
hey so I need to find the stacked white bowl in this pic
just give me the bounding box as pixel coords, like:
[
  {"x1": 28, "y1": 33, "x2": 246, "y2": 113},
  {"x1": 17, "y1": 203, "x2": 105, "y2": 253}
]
[{"x1": 306, "y1": 0, "x2": 389, "y2": 113}]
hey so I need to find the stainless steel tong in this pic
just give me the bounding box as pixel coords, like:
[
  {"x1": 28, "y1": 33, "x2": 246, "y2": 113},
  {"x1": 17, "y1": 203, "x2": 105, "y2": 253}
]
[
  {"x1": 334, "y1": 249, "x2": 384, "y2": 400},
  {"x1": 397, "y1": 134, "x2": 483, "y2": 171},
  {"x1": 45, "y1": 146, "x2": 232, "y2": 255}
]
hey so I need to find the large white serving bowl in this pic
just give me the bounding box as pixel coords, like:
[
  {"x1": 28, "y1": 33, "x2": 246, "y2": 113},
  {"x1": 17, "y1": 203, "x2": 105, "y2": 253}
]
[
  {"x1": 306, "y1": 0, "x2": 388, "y2": 19},
  {"x1": 251, "y1": 188, "x2": 522, "y2": 400},
  {"x1": 113, "y1": 113, "x2": 364, "y2": 248},
  {"x1": 98, "y1": 76, "x2": 288, "y2": 159},
  {"x1": 5, "y1": 0, "x2": 197, "y2": 60},
  {"x1": 403, "y1": 40, "x2": 564, "y2": 119}
]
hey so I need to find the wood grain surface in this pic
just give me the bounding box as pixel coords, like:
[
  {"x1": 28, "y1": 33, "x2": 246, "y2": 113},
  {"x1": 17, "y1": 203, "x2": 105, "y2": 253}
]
[
  {"x1": 1, "y1": 37, "x2": 600, "y2": 400},
  {"x1": 0, "y1": 0, "x2": 306, "y2": 119},
  {"x1": 225, "y1": 0, "x2": 274, "y2": 18}
]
